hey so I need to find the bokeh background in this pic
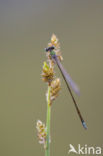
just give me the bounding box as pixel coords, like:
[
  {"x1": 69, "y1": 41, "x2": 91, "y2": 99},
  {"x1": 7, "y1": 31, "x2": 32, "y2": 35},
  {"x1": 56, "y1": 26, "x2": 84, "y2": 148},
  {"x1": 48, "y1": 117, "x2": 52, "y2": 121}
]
[{"x1": 0, "y1": 0, "x2": 103, "y2": 156}]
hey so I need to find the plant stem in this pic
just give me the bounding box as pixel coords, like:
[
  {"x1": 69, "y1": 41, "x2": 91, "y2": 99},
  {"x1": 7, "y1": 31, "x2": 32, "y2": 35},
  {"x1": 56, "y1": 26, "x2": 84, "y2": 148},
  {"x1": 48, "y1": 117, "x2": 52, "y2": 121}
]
[{"x1": 45, "y1": 85, "x2": 51, "y2": 156}]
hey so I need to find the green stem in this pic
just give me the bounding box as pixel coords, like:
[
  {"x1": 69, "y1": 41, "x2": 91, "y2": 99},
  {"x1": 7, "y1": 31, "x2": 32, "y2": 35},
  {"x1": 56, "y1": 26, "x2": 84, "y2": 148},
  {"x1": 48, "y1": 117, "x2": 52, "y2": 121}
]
[{"x1": 45, "y1": 85, "x2": 51, "y2": 156}]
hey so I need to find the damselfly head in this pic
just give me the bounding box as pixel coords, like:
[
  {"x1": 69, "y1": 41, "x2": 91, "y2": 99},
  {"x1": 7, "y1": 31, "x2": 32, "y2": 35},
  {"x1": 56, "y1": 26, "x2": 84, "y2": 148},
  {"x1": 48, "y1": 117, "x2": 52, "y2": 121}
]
[{"x1": 45, "y1": 46, "x2": 55, "y2": 52}]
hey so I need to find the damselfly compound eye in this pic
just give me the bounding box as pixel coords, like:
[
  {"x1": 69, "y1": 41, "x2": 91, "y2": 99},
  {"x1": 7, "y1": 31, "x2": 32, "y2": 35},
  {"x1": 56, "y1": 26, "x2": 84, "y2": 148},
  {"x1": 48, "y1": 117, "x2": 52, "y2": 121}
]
[{"x1": 45, "y1": 46, "x2": 55, "y2": 52}]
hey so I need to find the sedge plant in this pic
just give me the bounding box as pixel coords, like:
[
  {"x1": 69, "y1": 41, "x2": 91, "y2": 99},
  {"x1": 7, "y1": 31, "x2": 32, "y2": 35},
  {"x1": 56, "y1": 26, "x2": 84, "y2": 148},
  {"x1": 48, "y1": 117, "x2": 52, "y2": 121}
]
[{"x1": 36, "y1": 34, "x2": 62, "y2": 156}]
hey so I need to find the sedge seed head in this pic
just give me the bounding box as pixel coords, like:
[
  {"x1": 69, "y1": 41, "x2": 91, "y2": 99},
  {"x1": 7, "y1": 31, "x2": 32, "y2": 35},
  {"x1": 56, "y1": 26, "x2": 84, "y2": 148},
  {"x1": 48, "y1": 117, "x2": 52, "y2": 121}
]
[
  {"x1": 47, "y1": 34, "x2": 63, "y2": 61},
  {"x1": 50, "y1": 78, "x2": 61, "y2": 102},
  {"x1": 36, "y1": 120, "x2": 46, "y2": 148},
  {"x1": 42, "y1": 62, "x2": 54, "y2": 83}
]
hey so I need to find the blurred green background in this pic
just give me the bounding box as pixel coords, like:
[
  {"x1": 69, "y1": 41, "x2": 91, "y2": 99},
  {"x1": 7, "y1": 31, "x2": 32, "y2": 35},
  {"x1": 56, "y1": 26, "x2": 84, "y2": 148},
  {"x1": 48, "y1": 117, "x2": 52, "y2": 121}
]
[{"x1": 0, "y1": 0, "x2": 103, "y2": 156}]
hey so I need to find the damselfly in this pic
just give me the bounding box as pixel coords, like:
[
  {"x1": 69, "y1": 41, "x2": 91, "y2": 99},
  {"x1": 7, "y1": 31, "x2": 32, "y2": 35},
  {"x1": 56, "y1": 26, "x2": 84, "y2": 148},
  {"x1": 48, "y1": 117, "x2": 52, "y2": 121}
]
[{"x1": 45, "y1": 46, "x2": 87, "y2": 130}]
